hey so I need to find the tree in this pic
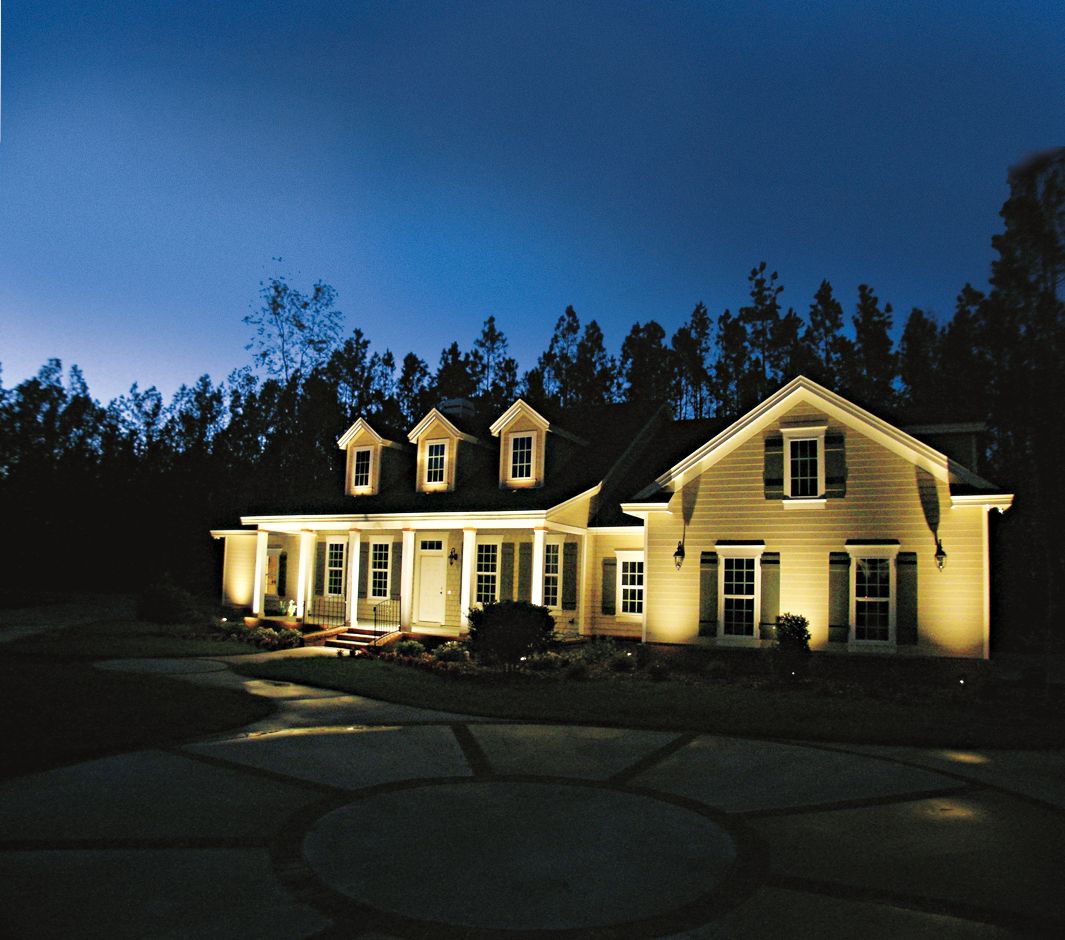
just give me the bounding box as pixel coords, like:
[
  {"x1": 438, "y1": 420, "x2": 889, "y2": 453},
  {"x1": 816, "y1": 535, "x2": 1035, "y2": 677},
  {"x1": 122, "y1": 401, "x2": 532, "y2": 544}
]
[
  {"x1": 244, "y1": 275, "x2": 343, "y2": 387},
  {"x1": 620, "y1": 320, "x2": 674, "y2": 407},
  {"x1": 526, "y1": 306, "x2": 582, "y2": 409},
  {"x1": 434, "y1": 341, "x2": 477, "y2": 401},
  {"x1": 898, "y1": 307, "x2": 943, "y2": 416},
  {"x1": 671, "y1": 302, "x2": 713, "y2": 418},
  {"x1": 571, "y1": 319, "x2": 617, "y2": 406},
  {"x1": 802, "y1": 280, "x2": 852, "y2": 390},
  {"x1": 396, "y1": 352, "x2": 432, "y2": 426},
  {"x1": 711, "y1": 309, "x2": 753, "y2": 416},
  {"x1": 844, "y1": 284, "x2": 897, "y2": 406},
  {"x1": 470, "y1": 316, "x2": 518, "y2": 410},
  {"x1": 738, "y1": 262, "x2": 783, "y2": 399}
]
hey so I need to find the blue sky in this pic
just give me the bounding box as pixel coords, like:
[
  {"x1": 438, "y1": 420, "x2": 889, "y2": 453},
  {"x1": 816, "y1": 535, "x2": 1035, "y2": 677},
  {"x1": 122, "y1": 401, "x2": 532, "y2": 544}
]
[{"x1": 2, "y1": 0, "x2": 1063, "y2": 403}]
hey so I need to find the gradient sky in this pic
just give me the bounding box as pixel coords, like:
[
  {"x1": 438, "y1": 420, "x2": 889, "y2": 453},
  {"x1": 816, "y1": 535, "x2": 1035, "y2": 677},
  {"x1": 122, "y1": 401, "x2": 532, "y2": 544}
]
[{"x1": 2, "y1": 0, "x2": 1063, "y2": 404}]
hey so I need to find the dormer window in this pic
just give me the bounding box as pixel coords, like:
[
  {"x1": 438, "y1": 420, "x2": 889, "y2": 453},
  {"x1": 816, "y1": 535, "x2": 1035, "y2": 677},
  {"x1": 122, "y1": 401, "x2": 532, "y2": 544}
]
[
  {"x1": 425, "y1": 440, "x2": 447, "y2": 486},
  {"x1": 509, "y1": 433, "x2": 534, "y2": 482},
  {"x1": 781, "y1": 424, "x2": 827, "y2": 502},
  {"x1": 352, "y1": 447, "x2": 372, "y2": 490}
]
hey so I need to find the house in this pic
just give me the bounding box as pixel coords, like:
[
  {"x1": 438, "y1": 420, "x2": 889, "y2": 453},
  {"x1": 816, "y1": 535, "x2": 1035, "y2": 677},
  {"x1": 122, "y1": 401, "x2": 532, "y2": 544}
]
[{"x1": 211, "y1": 376, "x2": 1013, "y2": 659}]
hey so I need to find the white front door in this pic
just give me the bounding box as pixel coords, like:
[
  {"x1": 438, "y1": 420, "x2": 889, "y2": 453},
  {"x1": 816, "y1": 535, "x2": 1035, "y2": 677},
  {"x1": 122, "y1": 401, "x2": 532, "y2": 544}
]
[{"x1": 417, "y1": 554, "x2": 446, "y2": 624}]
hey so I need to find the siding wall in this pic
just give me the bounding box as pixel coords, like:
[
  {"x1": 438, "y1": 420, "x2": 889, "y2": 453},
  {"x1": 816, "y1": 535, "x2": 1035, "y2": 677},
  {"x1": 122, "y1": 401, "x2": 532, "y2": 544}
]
[
  {"x1": 583, "y1": 529, "x2": 644, "y2": 639},
  {"x1": 221, "y1": 532, "x2": 257, "y2": 608},
  {"x1": 644, "y1": 404, "x2": 988, "y2": 657}
]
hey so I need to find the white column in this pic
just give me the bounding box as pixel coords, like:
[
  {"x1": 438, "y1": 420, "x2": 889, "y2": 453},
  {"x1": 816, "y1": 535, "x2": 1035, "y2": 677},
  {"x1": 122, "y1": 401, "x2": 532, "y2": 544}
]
[
  {"x1": 401, "y1": 528, "x2": 416, "y2": 628},
  {"x1": 346, "y1": 529, "x2": 361, "y2": 627},
  {"x1": 252, "y1": 529, "x2": 269, "y2": 615},
  {"x1": 296, "y1": 529, "x2": 314, "y2": 618},
  {"x1": 531, "y1": 527, "x2": 546, "y2": 607},
  {"x1": 460, "y1": 528, "x2": 477, "y2": 628},
  {"x1": 578, "y1": 532, "x2": 590, "y2": 635}
]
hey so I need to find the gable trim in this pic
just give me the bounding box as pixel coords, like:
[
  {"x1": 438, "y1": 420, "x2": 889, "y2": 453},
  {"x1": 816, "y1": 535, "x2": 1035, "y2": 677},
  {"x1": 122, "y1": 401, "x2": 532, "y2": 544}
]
[
  {"x1": 408, "y1": 408, "x2": 479, "y2": 445},
  {"x1": 337, "y1": 418, "x2": 400, "y2": 450}
]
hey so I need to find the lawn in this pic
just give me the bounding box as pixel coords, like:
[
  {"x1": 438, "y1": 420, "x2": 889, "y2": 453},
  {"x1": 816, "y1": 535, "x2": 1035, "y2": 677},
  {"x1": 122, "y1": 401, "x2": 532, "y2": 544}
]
[
  {"x1": 0, "y1": 602, "x2": 273, "y2": 780},
  {"x1": 230, "y1": 654, "x2": 1065, "y2": 749}
]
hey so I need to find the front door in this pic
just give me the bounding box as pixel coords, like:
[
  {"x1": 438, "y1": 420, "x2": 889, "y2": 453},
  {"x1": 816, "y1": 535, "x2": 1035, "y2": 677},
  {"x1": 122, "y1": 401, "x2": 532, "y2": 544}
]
[{"x1": 418, "y1": 554, "x2": 446, "y2": 624}]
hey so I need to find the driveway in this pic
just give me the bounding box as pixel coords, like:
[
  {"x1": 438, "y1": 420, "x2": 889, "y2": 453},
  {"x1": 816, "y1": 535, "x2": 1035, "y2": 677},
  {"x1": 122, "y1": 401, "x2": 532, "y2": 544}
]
[{"x1": 1, "y1": 653, "x2": 1063, "y2": 938}]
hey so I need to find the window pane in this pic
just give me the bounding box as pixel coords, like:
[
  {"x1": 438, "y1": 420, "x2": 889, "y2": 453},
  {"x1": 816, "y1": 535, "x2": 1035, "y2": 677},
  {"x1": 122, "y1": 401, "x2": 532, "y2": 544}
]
[
  {"x1": 723, "y1": 598, "x2": 755, "y2": 635},
  {"x1": 789, "y1": 438, "x2": 818, "y2": 497},
  {"x1": 371, "y1": 543, "x2": 390, "y2": 597},
  {"x1": 426, "y1": 443, "x2": 446, "y2": 483},
  {"x1": 511, "y1": 435, "x2": 533, "y2": 479},
  {"x1": 353, "y1": 450, "x2": 371, "y2": 487},
  {"x1": 476, "y1": 544, "x2": 498, "y2": 605},
  {"x1": 543, "y1": 544, "x2": 559, "y2": 607},
  {"x1": 620, "y1": 559, "x2": 644, "y2": 614},
  {"x1": 855, "y1": 558, "x2": 891, "y2": 640}
]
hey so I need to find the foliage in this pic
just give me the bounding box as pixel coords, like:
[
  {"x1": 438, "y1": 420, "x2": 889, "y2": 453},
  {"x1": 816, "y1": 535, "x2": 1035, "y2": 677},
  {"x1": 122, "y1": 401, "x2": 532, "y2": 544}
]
[
  {"x1": 466, "y1": 600, "x2": 555, "y2": 666},
  {"x1": 136, "y1": 581, "x2": 201, "y2": 624},
  {"x1": 433, "y1": 640, "x2": 470, "y2": 663},
  {"x1": 775, "y1": 612, "x2": 811, "y2": 652},
  {"x1": 394, "y1": 638, "x2": 428, "y2": 657}
]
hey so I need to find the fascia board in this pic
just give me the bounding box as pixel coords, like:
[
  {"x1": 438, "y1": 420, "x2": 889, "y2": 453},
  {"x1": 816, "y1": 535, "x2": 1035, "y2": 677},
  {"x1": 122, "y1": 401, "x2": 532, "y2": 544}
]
[
  {"x1": 950, "y1": 493, "x2": 1014, "y2": 512},
  {"x1": 547, "y1": 482, "x2": 602, "y2": 519},
  {"x1": 407, "y1": 408, "x2": 478, "y2": 444},
  {"x1": 489, "y1": 399, "x2": 551, "y2": 436},
  {"x1": 240, "y1": 509, "x2": 553, "y2": 531}
]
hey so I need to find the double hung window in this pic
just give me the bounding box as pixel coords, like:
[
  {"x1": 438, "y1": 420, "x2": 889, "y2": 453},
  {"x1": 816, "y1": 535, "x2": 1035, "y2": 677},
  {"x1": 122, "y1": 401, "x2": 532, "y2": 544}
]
[
  {"x1": 476, "y1": 543, "x2": 499, "y2": 605},
  {"x1": 509, "y1": 434, "x2": 533, "y2": 481},
  {"x1": 352, "y1": 448, "x2": 372, "y2": 489},
  {"x1": 325, "y1": 541, "x2": 346, "y2": 596},
  {"x1": 426, "y1": 441, "x2": 447, "y2": 485},
  {"x1": 618, "y1": 553, "x2": 644, "y2": 617},
  {"x1": 543, "y1": 542, "x2": 560, "y2": 607},
  {"x1": 370, "y1": 542, "x2": 390, "y2": 599}
]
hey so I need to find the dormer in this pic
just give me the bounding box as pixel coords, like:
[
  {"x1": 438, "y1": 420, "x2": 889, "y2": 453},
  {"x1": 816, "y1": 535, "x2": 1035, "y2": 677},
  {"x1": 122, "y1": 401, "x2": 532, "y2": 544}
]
[
  {"x1": 336, "y1": 419, "x2": 404, "y2": 496},
  {"x1": 408, "y1": 404, "x2": 480, "y2": 493},
  {"x1": 489, "y1": 399, "x2": 585, "y2": 489}
]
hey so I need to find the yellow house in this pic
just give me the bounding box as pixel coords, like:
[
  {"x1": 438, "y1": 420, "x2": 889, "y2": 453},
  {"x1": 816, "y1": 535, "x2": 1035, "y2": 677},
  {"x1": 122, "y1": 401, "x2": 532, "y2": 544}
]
[{"x1": 211, "y1": 377, "x2": 1012, "y2": 659}]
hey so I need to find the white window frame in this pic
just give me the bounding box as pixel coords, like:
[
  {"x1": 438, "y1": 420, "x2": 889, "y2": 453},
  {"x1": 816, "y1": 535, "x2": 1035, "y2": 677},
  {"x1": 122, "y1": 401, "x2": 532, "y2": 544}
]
[
  {"x1": 781, "y1": 425, "x2": 826, "y2": 504},
  {"x1": 543, "y1": 537, "x2": 563, "y2": 608},
  {"x1": 369, "y1": 539, "x2": 392, "y2": 600},
  {"x1": 424, "y1": 439, "x2": 448, "y2": 487},
  {"x1": 475, "y1": 540, "x2": 500, "y2": 606},
  {"x1": 324, "y1": 538, "x2": 347, "y2": 597},
  {"x1": 846, "y1": 544, "x2": 899, "y2": 648},
  {"x1": 351, "y1": 446, "x2": 374, "y2": 492},
  {"x1": 716, "y1": 544, "x2": 764, "y2": 644},
  {"x1": 615, "y1": 550, "x2": 645, "y2": 622},
  {"x1": 507, "y1": 431, "x2": 536, "y2": 484}
]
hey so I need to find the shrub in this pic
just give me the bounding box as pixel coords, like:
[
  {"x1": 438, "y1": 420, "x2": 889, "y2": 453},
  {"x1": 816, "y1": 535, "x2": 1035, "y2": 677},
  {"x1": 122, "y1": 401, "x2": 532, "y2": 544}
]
[
  {"x1": 467, "y1": 600, "x2": 555, "y2": 667},
  {"x1": 647, "y1": 660, "x2": 670, "y2": 681},
  {"x1": 433, "y1": 641, "x2": 470, "y2": 663},
  {"x1": 275, "y1": 628, "x2": 302, "y2": 650},
  {"x1": 524, "y1": 651, "x2": 564, "y2": 671},
  {"x1": 564, "y1": 661, "x2": 589, "y2": 681},
  {"x1": 249, "y1": 627, "x2": 280, "y2": 649},
  {"x1": 395, "y1": 638, "x2": 427, "y2": 658},
  {"x1": 608, "y1": 650, "x2": 637, "y2": 672},
  {"x1": 576, "y1": 637, "x2": 619, "y2": 664},
  {"x1": 136, "y1": 580, "x2": 200, "y2": 624},
  {"x1": 775, "y1": 612, "x2": 811, "y2": 652}
]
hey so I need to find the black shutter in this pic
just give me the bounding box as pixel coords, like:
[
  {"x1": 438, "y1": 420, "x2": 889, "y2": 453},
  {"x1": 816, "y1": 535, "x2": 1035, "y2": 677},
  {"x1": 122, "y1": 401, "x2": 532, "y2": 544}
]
[
  {"x1": 699, "y1": 551, "x2": 718, "y2": 636},
  {"x1": 764, "y1": 436, "x2": 784, "y2": 499},
  {"x1": 390, "y1": 542, "x2": 402, "y2": 599},
  {"x1": 896, "y1": 552, "x2": 918, "y2": 645},
  {"x1": 828, "y1": 552, "x2": 850, "y2": 642},
  {"x1": 358, "y1": 543, "x2": 369, "y2": 598},
  {"x1": 759, "y1": 552, "x2": 780, "y2": 639},
  {"x1": 601, "y1": 557, "x2": 617, "y2": 615},
  {"x1": 499, "y1": 542, "x2": 515, "y2": 601},
  {"x1": 314, "y1": 541, "x2": 325, "y2": 596},
  {"x1": 277, "y1": 552, "x2": 287, "y2": 596},
  {"x1": 517, "y1": 543, "x2": 532, "y2": 602},
  {"x1": 561, "y1": 542, "x2": 578, "y2": 610},
  {"x1": 825, "y1": 433, "x2": 846, "y2": 498}
]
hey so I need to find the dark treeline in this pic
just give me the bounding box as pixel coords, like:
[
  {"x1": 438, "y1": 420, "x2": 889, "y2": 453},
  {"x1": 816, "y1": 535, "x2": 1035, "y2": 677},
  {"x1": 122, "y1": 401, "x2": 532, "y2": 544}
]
[{"x1": 2, "y1": 152, "x2": 1062, "y2": 650}]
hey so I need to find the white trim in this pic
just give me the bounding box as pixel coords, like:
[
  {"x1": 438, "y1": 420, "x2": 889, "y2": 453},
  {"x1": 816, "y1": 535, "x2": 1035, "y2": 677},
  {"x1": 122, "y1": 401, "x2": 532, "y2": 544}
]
[
  {"x1": 782, "y1": 425, "x2": 826, "y2": 499},
  {"x1": 950, "y1": 493, "x2": 1014, "y2": 512},
  {"x1": 716, "y1": 544, "x2": 764, "y2": 646},
  {"x1": 242, "y1": 510, "x2": 553, "y2": 529},
  {"x1": 400, "y1": 529, "x2": 415, "y2": 628},
  {"x1": 368, "y1": 538, "x2": 393, "y2": 600},
  {"x1": 460, "y1": 529, "x2": 477, "y2": 627},
  {"x1": 615, "y1": 550, "x2": 645, "y2": 623},
  {"x1": 531, "y1": 528, "x2": 546, "y2": 606},
  {"x1": 337, "y1": 417, "x2": 386, "y2": 450},
  {"x1": 505, "y1": 430, "x2": 537, "y2": 485},
  {"x1": 252, "y1": 529, "x2": 269, "y2": 616},
  {"x1": 408, "y1": 407, "x2": 478, "y2": 444},
  {"x1": 981, "y1": 510, "x2": 991, "y2": 660},
  {"x1": 782, "y1": 498, "x2": 826, "y2": 510},
  {"x1": 548, "y1": 482, "x2": 602, "y2": 521},
  {"x1": 489, "y1": 399, "x2": 550, "y2": 436},
  {"x1": 346, "y1": 530, "x2": 361, "y2": 626},
  {"x1": 845, "y1": 544, "x2": 900, "y2": 649}
]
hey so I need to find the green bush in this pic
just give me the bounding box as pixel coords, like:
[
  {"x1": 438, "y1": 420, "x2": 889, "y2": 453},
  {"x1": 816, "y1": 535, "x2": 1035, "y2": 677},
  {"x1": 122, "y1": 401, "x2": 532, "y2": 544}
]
[
  {"x1": 575, "y1": 637, "x2": 619, "y2": 664},
  {"x1": 467, "y1": 600, "x2": 555, "y2": 667},
  {"x1": 395, "y1": 638, "x2": 427, "y2": 657},
  {"x1": 775, "y1": 613, "x2": 811, "y2": 652},
  {"x1": 524, "y1": 651, "x2": 565, "y2": 671},
  {"x1": 433, "y1": 641, "x2": 470, "y2": 663},
  {"x1": 608, "y1": 650, "x2": 637, "y2": 672},
  {"x1": 136, "y1": 581, "x2": 201, "y2": 624}
]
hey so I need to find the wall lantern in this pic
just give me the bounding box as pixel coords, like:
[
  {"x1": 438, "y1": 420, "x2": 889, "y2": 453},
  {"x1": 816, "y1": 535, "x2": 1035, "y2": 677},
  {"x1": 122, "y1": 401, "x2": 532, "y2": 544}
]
[
  {"x1": 673, "y1": 540, "x2": 686, "y2": 570},
  {"x1": 934, "y1": 539, "x2": 947, "y2": 571},
  {"x1": 448, "y1": 547, "x2": 459, "y2": 567}
]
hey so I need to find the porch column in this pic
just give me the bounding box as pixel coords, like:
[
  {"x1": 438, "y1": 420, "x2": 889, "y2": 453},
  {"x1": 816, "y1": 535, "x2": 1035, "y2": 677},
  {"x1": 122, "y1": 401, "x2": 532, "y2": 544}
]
[
  {"x1": 460, "y1": 528, "x2": 477, "y2": 628},
  {"x1": 346, "y1": 529, "x2": 361, "y2": 626},
  {"x1": 400, "y1": 528, "x2": 416, "y2": 628},
  {"x1": 296, "y1": 529, "x2": 314, "y2": 618},
  {"x1": 252, "y1": 529, "x2": 269, "y2": 615},
  {"x1": 531, "y1": 527, "x2": 546, "y2": 606}
]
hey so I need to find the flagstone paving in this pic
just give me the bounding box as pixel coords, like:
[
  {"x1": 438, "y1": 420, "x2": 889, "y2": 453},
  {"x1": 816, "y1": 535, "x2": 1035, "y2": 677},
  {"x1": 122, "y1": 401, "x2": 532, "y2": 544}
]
[{"x1": 0, "y1": 655, "x2": 1062, "y2": 938}]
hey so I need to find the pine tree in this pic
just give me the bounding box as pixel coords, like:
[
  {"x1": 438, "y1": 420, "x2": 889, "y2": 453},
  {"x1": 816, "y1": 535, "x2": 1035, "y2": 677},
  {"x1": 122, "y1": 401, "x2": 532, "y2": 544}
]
[
  {"x1": 671, "y1": 302, "x2": 713, "y2": 418},
  {"x1": 620, "y1": 320, "x2": 674, "y2": 407}
]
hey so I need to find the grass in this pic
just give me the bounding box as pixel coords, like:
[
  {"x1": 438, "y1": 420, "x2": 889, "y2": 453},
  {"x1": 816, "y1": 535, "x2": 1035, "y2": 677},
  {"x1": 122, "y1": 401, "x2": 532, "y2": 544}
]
[
  {"x1": 0, "y1": 602, "x2": 273, "y2": 781},
  {"x1": 230, "y1": 654, "x2": 1065, "y2": 749}
]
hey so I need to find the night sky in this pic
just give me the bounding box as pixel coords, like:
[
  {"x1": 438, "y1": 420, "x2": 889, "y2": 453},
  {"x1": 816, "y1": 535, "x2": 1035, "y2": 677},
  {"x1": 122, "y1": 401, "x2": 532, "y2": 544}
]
[{"x1": 2, "y1": 0, "x2": 1062, "y2": 404}]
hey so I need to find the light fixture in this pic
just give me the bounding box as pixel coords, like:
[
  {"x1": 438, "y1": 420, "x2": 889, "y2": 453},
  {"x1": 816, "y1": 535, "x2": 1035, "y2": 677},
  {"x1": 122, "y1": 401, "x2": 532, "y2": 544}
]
[
  {"x1": 448, "y1": 547, "x2": 459, "y2": 566},
  {"x1": 673, "y1": 540, "x2": 686, "y2": 570},
  {"x1": 935, "y1": 539, "x2": 947, "y2": 571}
]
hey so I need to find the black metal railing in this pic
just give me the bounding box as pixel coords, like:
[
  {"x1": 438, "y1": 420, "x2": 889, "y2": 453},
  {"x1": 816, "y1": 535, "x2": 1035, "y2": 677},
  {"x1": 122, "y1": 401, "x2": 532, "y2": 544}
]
[
  {"x1": 373, "y1": 599, "x2": 400, "y2": 637},
  {"x1": 305, "y1": 595, "x2": 346, "y2": 628}
]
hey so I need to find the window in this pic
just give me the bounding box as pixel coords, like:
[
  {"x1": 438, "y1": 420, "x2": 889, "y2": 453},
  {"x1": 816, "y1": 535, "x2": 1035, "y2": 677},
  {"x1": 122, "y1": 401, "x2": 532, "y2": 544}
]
[
  {"x1": 476, "y1": 543, "x2": 499, "y2": 605},
  {"x1": 509, "y1": 433, "x2": 533, "y2": 481},
  {"x1": 420, "y1": 539, "x2": 443, "y2": 552},
  {"x1": 325, "y1": 541, "x2": 346, "y2": 596},
  {"x1": 352, "y1": 447, "x2": 372, "y2": 489},
  {"x1": 370, "y1": 541, "x2": 391, "y2": 599},
  {"x1": 782, "y1": 425, "x2": 826, "y2": 500},
  {"x1": 616, "y1": 551, "x2": 644, "y2": 618},
  {"x1": 846, "y1": 544, "x2": 898, "y2": 644},
  {"x1": 425, "y1": 440, "x2": 447, "y2": 485},
  {"x1": 543, "y1": 542, "x2": 560, "y2": 607},
  {"x1": 722, "y1": 557, "x2": 755, "y2": 635}
]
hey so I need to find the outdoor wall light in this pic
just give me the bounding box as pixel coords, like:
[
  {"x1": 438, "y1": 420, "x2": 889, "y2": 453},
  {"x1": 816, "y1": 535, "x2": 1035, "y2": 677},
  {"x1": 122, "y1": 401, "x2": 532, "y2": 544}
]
[
  {"x1": 448, "y1": 547, "x2": 459, "y2": 566},
  {"x1": 935, "y1": 538, "x2": 947, "y2": 571},
  {"x1": 673, "y1": 540, "x2": 686, "y2": 570}
]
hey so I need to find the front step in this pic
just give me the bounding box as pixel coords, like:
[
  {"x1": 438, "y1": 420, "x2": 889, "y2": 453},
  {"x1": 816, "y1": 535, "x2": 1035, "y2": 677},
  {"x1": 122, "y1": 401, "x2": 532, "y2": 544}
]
[{"x1": 326, "y1": 628, "x2": 383, "y2": 651}]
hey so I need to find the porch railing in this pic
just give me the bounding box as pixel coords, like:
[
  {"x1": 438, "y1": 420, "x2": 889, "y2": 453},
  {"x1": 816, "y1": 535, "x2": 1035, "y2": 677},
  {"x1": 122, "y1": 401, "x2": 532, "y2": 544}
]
[
  {"x1": 305, "y1": 595, "x2": 346, "y2": 628},
  {"x1": 373, "y1": 599, "x2": 400, "y2": 637}
]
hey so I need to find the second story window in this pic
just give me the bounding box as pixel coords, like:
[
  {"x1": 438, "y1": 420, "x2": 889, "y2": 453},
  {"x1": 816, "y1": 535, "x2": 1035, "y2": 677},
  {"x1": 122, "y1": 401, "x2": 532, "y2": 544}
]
[
  {"x1": 788, "y1": 438, "x2": 818, "y2": 497},
  {"x1": 426, "y1": 441, "x2": 447, "y2": 485},
  {"x1": 352, "y1": 448, "x2": 372, "y2": 489},
  {"x1": 510, "y1": 434, "x2": 533, "y2": 480}
]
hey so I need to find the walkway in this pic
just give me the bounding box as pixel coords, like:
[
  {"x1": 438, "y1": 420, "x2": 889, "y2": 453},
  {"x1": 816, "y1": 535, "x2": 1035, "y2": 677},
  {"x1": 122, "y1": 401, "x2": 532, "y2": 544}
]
[{"x1": 1, "y1": 653, "x2": 1063, "y2": 938}]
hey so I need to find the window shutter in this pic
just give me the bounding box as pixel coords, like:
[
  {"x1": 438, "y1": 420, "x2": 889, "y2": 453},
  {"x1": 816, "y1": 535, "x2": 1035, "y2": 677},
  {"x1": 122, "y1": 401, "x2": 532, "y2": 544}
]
[
  {"x1": 313, "y1": 542, "x2": 326, "y2": 596},
  {"x1": 499, "y1": 542, "x2": 515, "y2": 601},
  {"x1": 390, "y1": 543, "x2": 402, "y2": 600},
  {"x1": 896, "y1": 552, "x2": 918, "y2": 645},
  {"x1": 517, "y1": 543, "x2": 532, "y2": 602},
  {"x1": 759, "y1": 552, "x2": 780, "y2": 639},
  {"x1": 699, "y1": 551, "x2": 718, "y2": 635},
  {"x1": 828, "y1": 552, "x2": 850, "y2": 642},
  {"x1": 764, "y1": 436, "x2": 784, "y2": 499},
  {"x1": 277, "y1": 552, "x2": 287, "y2": 596},
  {"x1": 358, "y1": 543, "x2": 369, "y2": 598},
  {"x1": 825, "y1": 433, "x2": 846, "y2": 498},
  {"x1": 561, "y1": 542, "x2": 578, "y2": 610},
  {"x1": 601, "y1": 557, "x2": 617, "y2": 615}
]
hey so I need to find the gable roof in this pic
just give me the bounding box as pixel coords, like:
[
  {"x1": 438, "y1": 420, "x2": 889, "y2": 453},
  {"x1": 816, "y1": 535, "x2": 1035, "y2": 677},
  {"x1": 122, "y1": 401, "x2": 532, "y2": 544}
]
[
  {"x1": 489, "y1": 398, "x2": 586, "y2": 444},
  {"x1": 336, "y1": 417, "x2": 405, "y2": 450},
  {"x1": 407, "y1": 407, "x2": 481, "y2": 445}
]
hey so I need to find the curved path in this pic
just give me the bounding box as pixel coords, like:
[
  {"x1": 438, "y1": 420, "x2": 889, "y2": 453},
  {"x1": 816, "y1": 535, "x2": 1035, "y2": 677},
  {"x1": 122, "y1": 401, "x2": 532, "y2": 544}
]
[{"x1": 1, "y1": 653, "x2": 1063, "y2": 938}]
